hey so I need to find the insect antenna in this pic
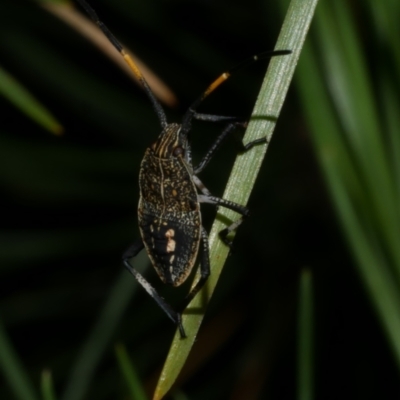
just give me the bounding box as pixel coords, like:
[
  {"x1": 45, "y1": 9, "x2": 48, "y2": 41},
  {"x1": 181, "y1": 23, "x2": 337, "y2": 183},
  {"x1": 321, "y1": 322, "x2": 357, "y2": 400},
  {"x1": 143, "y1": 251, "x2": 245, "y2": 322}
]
[
  {"x1": 181, "y1": 49, "x2": 291, "y2": 133},
  {"x1": 75, "y1": 0, "x2": 168, "y2": 128}
]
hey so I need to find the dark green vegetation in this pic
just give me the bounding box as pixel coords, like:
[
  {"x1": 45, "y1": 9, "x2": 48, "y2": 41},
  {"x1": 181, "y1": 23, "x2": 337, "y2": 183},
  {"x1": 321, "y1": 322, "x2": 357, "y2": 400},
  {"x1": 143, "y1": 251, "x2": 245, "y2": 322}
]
[{"x1": 1, "y1": 0, "x2": 399, "y2": 399}]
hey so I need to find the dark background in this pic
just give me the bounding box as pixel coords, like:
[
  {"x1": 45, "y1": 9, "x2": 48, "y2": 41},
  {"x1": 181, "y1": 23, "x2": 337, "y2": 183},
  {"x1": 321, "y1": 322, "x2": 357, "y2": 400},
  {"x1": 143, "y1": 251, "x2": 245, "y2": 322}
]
[{"x1": 0, "y1": 0, "x2": 399, "y2": 399}]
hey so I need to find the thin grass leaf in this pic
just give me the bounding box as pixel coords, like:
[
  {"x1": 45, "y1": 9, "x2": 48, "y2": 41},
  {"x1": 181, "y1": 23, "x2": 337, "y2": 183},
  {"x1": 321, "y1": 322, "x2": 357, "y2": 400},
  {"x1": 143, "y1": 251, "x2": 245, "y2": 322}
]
[
  {"x1": 41, "y1": 369, "x2": 57, "y2": 400},
  {"x1": 0, "y1": 318, "x2": 38, "y2": 400},
  {"x1": 297, "y1": 269, "x2": 314, "y2": 400},
  {"x1": 153, "y1": 0, "x2": 319, "y2": 397},
  {"x1": 295, "y1": 0, "x2": 400, "y2": 371},
  {"x1": 315, "y1": 0, "x2": 400, "y2": 282},
  {"x1": 115, "y1": 344, "x2": 148, "y2": 400},
  {"x1": 61, "y1": 260, "x2": 146, "y2": 400},
  {"x1": 381, "y1": 76, "x2": 400, "y2": 199},
  {"x1": 366, "y1": 0, "x2": 400, "y2": 73},
  {"x1": 0, "y1": 65, "x2": 63, "y2": 135}
]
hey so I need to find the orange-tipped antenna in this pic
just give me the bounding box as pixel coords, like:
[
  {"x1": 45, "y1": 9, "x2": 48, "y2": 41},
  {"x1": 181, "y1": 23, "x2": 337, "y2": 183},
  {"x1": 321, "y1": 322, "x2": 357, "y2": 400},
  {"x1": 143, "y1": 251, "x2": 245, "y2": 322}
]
[
  {"x1": 75, "y1": 0, "x2": 168, "y2": 128},
  {"x1": 182, "y1": 50, "x2": 291, "y2": 129}
]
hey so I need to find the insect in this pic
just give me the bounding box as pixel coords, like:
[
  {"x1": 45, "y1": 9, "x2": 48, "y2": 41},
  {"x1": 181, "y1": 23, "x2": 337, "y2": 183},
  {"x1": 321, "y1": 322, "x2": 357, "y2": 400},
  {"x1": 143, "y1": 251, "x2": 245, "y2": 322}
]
[{"x1": 76, "y1": 0, "x2": 290, "y2": 338}]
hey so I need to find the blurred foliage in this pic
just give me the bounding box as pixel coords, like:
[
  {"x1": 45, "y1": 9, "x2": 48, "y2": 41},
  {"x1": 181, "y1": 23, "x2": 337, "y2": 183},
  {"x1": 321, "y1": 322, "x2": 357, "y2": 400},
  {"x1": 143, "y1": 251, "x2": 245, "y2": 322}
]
[{"x1": 0, "y1": 0, "x2": 399, "y2": 399}]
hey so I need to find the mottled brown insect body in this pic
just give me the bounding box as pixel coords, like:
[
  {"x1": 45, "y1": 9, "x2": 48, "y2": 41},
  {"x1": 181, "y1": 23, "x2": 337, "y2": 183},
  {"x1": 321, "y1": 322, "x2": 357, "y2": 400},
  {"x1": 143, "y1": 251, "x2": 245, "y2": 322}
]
[{"x1": 138, "y1": 123, "x2": 201, "y2": 287}]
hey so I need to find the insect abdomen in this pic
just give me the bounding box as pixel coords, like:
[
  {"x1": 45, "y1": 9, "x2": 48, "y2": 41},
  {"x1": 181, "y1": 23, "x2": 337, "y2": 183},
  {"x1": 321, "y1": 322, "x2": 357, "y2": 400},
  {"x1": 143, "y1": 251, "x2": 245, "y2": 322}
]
[
  {"x1": 138, "y1": 150, "x2": 201, "y2": 286},
  {"x1": 139, "y1": 211, "x2": 201, "y2": 286}
]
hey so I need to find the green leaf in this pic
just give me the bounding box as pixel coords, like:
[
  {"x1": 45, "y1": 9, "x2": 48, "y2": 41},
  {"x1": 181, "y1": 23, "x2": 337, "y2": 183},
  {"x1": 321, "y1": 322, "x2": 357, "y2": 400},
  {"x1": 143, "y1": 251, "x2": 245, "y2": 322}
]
[
  {"x1": 153, "y1": 0, "x2": 320, "y2": 397},
  {"x1": 115, "y1": 344, "x2": 148, "y2": 400},
  {"x1": 295, "y1": 0, "x2": 400, "y2": 371},
  {"x1": 41, "y1": 369, "x2": 57, "y2": 400},
  {"x1": 61, "y1": 262, "x2": 144, "y2": 400},
  {"x1": 0, "y1": 65, "x2": 63, "y2": 135},
  {"x1": 0, "y1": 318, "x2": 38, "y2": 400}
]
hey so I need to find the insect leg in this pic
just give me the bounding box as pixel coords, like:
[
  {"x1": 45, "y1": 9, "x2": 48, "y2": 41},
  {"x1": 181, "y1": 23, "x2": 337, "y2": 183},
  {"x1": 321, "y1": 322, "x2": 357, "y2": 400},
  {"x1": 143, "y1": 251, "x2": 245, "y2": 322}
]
[
  {"x1": 194, "y1": 122, "x2": 245, "y2": 174},
  {"x1": 181, "y1": 226, "x2": 210, "y2": 309},
  {"x1": 198, "y1": 194, "x2": 249, "y2": 216},
  {"x1": 198, "y1": 194, "x2": 250, "y2": 247},
  {"x1": 122, "y1": 240, "x2": 186, "y2": 338},
  {"x1": 218, "y1": 218, "x2": 246, "y2": 247},
  {"x1": 193, "y1": 175, "x2": 212, "y2": 196},
  {"x1": 194, "y1": 121, "x2": 267, "y2": 175},
  {"x1": 192, "y1": 113, "x2": 239, "y2": 123}
]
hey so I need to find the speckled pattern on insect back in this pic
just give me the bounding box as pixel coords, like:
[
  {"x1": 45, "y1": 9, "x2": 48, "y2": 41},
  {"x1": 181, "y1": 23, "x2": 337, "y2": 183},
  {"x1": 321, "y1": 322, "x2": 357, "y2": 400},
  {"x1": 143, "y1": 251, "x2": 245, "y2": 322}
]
[{"x1": 138, "y1": 124, "x2": 201, "y2": 287}]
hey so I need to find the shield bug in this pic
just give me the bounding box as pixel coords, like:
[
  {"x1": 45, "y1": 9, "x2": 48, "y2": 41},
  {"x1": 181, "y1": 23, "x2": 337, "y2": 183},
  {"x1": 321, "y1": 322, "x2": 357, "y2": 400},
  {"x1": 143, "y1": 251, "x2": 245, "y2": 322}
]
[{"x1": 76, "y1": 0, "x2": 290, "y2": 338}]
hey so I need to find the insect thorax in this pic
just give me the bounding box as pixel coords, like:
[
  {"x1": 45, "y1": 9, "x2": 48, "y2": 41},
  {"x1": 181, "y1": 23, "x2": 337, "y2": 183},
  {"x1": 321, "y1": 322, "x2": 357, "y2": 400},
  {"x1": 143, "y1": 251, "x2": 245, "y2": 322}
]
[{"x1": 138, "y1": 123, "x2": 201, "y2": 287}]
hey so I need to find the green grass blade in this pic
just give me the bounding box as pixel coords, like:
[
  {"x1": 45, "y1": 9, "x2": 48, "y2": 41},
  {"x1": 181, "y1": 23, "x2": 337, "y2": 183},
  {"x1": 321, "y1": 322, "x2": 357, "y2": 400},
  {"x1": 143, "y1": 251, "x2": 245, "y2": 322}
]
[
  {"x1": 0, "y1": 318, "x2": 38, "y2": 400},
  {"x1": 366, "y1": 0, "x2": 400, "y2": 73},
  {"x1": 315, "y1": 0, "x2": 400, "y2": 282},
  {"x1": 153, "y1": 0, "x2": 319, "y2": 397},
  {"x1": 61, "y1": 260, "x2": 145, "y2": 400},
  {"x1": 115, "y1": 344, "x2": 148, "y2": 400},
  {"x1": 295, "y1": 0, "x2": 400, "y2": 371},
  {"x1": 0, "y1": 65, "x2": 63, "y2": 135},
  {"x1": 297, "y1": 270, "x2": 314, "y2": 400},
  {"x1": 41, "y1": 369, "x2": 57, "y2": 400},
  {"x1": 381, "y1": 76, "x2": 400, "y2": 199}
]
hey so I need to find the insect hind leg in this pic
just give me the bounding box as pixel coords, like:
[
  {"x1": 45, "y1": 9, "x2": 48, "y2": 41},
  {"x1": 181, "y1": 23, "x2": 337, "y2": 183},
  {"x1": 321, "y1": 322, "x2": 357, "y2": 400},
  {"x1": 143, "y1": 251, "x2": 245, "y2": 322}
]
[{"x1": 123, "y1": 240, "x2": 186, "y2": 338}]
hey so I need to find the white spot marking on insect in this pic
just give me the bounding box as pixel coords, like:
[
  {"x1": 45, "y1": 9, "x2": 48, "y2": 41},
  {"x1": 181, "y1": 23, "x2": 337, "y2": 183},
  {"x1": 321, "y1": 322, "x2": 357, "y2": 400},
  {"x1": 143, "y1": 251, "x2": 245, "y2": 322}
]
[
  {"x1": 169, "y1": 266, "x2": 176, "y2": 281},
  {"x1": 165, "y1": 229, "x2": 176, "y2": 253}
]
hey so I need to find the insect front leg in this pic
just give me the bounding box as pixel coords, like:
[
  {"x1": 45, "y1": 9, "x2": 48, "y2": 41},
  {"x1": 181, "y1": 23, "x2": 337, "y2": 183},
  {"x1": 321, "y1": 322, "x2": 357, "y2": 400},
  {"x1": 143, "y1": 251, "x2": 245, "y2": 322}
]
[
  {"x1": 123, "y1": 240, "x2": 186, "y2": 338},
  {"x1": 193, "y1": 116, "x2": 267, "y2": 175}
]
